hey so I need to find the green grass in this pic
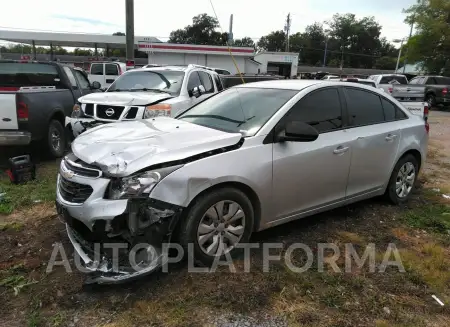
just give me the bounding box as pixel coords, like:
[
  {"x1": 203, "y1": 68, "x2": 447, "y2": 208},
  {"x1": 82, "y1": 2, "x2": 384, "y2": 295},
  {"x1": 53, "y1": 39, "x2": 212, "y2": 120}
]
[
  {"x1": 402, "y1": 202, "x2": 450, "y2": 234},
  {"x1": 0, "y1": 161, "x2": 59, "y2": 214}
]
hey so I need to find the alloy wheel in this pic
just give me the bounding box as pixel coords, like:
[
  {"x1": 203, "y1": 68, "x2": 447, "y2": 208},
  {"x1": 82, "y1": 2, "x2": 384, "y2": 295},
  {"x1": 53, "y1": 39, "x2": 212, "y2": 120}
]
[{"x1": 395, "y1": 162, "x2": 415, "y2": 198}]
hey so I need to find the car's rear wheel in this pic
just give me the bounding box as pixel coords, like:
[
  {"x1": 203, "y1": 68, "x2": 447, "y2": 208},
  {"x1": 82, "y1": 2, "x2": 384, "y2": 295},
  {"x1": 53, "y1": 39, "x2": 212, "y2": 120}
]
[
  {"x1": 178, "y1": 187, "x2": 254, "y2": 266},
  {"x1": 385, "y1": 154, "x2": 419, "y2": 204},
  {"x1": 47, "y1": 119, "x2": 66, "y2": 158}
]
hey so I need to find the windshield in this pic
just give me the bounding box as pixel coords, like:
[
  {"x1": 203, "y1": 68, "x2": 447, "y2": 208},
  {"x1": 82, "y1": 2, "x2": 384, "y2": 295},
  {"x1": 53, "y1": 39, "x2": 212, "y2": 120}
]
[
  {"x1": 178, "y1": 87, "x2": 298, "y2": 136},
  {"x1": 107, "y1": 70, "x2": 185, "y2": 95}
]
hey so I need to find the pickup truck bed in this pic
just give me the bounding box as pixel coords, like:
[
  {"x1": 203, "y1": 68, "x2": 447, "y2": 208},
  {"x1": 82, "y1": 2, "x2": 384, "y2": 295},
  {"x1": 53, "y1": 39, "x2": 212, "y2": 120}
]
[{"x1": 0, "y1": 61, "x2": 101, "y2": 157}]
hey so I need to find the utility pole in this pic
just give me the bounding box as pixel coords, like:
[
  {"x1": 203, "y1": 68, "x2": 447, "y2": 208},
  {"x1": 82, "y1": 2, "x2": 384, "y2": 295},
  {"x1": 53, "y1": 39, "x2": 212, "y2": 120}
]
[
  {"x1": 125, "y1": 0, "x2": 135, "y2": 68},
  {"x1": 402, "y1": 18, "x2": 414, "y2": 74},
  {"x1": 228, "y1": 14, "x2": 234, "y2": 46},
  {"x1": 323, "y1": 38, "x2": 328, "y2": 67},
  {"x1": 284, "y1": 13, "x2": 291, "y2": 52}
]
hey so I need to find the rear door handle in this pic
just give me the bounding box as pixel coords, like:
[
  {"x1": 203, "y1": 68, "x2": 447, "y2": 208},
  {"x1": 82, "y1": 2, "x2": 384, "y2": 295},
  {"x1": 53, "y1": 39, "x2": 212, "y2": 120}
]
[
  {"x1": 333, "y1": 146, "x2": 349, "y2": 155},
  {"x1": 385, "y1": 134, "x2": 398, "y2": 142}
]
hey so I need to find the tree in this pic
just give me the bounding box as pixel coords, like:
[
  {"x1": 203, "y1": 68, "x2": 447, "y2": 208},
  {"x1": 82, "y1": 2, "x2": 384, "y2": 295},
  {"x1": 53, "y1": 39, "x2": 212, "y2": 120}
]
[
  {"x1": 327, "y1": 13, "x2": 383, "y2": 68},
  {"x1": 74, "y1": 48, "x2": 93, "y2": 56},
  {"x1": 233, "y1": 37, "x2": 255, "y2": 48},
  {"x1": 113, "y1": 32, "x2": 125, "y2": 36},
  {"x1": 257, "y1": 31, "x2": 286, "y2": 52},
  {"x1": 168, "y1": 13, "x2": 228, "y2": 45},
  {"x1": 404, "y1": 0, "x2": 450, "y2": 74}
]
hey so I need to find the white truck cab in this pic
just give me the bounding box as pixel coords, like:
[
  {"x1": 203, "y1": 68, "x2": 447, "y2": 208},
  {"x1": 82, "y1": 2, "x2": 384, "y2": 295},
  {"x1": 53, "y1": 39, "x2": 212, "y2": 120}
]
[
  {"x1": 67, "y1": 64, "x2": 224, "y2": 138},
  {"x1": 88, "y1": 62, "x2": 127, "y2": 89}
]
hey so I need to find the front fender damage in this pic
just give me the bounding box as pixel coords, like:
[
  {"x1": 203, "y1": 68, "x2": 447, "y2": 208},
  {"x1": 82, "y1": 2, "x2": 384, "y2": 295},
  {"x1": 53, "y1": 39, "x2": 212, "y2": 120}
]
[
  {"x1": 65, "y1": 198, "x2": 183, "y2": 284},
  {"x1": 66, "y1": 117, "x2": 105, "y2": 138}
]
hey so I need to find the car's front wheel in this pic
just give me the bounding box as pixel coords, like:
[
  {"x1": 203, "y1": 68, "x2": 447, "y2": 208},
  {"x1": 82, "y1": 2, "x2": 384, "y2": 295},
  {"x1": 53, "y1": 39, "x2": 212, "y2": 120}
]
[
  {"x1": 179, "y1": 187, "x2": 254, "y2": 266},
  {"x1": 385, "y1": 154, "x2": 419, "y2": 204}
]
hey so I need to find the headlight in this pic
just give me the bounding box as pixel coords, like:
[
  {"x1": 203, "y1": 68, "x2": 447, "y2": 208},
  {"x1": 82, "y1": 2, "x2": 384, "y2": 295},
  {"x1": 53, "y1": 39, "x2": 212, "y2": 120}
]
[
  {"x1": 72, "y1": 103, "x2": 82, "y2": 118},
  {"x1": 108, "y1": 165, "x2": 182, "y2": 199},
  {"x1": 144, "y1": 103, "x2": 171, "y2": 118}
]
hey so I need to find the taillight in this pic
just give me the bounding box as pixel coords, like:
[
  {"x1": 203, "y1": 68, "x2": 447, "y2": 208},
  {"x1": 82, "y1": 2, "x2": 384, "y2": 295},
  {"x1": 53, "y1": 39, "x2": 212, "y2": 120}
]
[
  {"x1": 388, "y1": 87, "x2": 393, "y2": 93},
  {"x1": 17, "y1": 102, "x2": 29, "y2": 121},
  {"x1": 0, "y1": 87, "x2": 20, "y2": 91},
  {"x1": 443, "y1": 88, "x2": 448, "y2": 95},
  {"x1": 118, "y1": 64, "x2": 123, "y2": 75},
  {"x1": 424, "y1": 105, "x2": 429, "y2": 134}
]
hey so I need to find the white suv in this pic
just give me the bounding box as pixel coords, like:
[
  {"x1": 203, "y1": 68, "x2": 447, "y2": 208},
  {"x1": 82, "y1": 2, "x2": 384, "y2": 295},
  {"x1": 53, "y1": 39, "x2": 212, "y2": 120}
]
[{"x1": 66, "y1": 64, "x2": 224, "y2": 138}]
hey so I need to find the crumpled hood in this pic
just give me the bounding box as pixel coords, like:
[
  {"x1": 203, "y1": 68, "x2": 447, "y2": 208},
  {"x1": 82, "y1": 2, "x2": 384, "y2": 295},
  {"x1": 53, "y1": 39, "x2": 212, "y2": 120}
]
[
  {"x1": 78, "y1": 91, "x2": 173, "y2": 106},
  {"x1": 71, "y1": 117, "x2": 243, "y2": 176}
]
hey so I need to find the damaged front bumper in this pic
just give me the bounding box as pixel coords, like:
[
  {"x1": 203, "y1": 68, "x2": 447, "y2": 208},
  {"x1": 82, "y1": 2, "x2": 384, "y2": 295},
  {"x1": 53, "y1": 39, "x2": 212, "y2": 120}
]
[
  {"x1": 55, "y1": 165, "x2": 184, "y2": 284},
  {"x1": 65, "y1": 116, "x2": 105, "y2": 139}
]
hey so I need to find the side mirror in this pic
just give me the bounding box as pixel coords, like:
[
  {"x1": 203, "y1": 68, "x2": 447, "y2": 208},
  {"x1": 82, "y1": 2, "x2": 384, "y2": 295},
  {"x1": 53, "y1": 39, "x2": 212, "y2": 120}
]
[
  {"x1": 277, "y1": 121, "x2": 319, "y2": 142},
  {"x1": 190, "y1": 85, "x2": 206, "y2": 98},
  {"x1": 91, "y1": 81, "x2": 101, "y2": 90}
]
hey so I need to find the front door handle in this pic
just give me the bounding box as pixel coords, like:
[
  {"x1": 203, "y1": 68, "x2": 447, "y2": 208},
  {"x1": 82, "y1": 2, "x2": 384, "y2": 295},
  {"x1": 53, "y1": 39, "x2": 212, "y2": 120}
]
[
  {"x1": 385, "y1": 134, "x2": 398, "y2": 142},
  {"x1": 333, "y1": 146, "x2": 349, "y2": 155}
]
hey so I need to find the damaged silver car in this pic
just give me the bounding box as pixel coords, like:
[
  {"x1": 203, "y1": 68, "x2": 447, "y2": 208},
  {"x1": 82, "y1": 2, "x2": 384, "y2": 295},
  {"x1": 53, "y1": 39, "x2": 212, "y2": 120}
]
[{"x1": 56, "y1": 80, "x2": 428, "y2": 283}]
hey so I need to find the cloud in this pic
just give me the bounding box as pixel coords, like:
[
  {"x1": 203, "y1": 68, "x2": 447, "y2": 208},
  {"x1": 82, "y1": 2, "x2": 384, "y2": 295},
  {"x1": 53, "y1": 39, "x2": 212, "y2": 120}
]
[{"x1": 51, "y1": 15, "x2": 122, "y2": 28}]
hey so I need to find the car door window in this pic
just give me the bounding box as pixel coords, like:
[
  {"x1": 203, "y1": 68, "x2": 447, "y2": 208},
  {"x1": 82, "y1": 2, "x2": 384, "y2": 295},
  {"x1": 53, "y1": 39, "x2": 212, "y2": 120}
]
[
  {"x1": 90, "y1": 64, "x2": 103, "y2": 75},
  {"x1": 214, "y1": 74, "x2": 224, "y2": 92},
  {"x1": 63, "y1": 67, "x2": 78, "y2": 88},
  {"x1": 345, "y1": 88, "x2": 384, "y2": 126},
  {"x1": 409, "y1": 78, "x2": 419, "y2": 84},
  {"x1": 286, "y1": 88, "x2": 342, "y2": 133},
  {"x1": 425, "y1": 77, "x2": 437, "y2": 85},
  {"x1": 435, "y1": 77, "x2": 450, "y2": 85},
  {"x1": 381, "y1": 97, "x2": 405, "y2": 121},
  {"x1": 198, "y1": 71, "x2": 214, "y2": 93},
  {"x1": 105, "y1": 64, "x2": 119, "y2": 76},
  {"x1": 187, "y1": 72, "x2": 201, "y2": 91},
  {"x1": 73, "y1": 69, "x2": 90, "y2": 89}
]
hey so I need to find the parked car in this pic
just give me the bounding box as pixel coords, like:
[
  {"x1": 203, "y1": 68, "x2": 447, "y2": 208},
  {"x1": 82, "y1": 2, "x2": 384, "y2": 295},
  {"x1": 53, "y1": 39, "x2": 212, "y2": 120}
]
[
  {"x1": 0, "y1": 60, "x2": 101, "y2": 157},
  {"x1": 338, "y1": 78, "x2": 378, "y2": 88},
  {"x1": 408, "y1": 75, "x2": 450, "y2": 108},
  {"x1": 88, "y1": 61, "x2": 127, "y2": 89},
  {"x1": 321, "y1": 75, "x2": 340, "y2": 80},
  {"x1": 56, "y1": 80, "x2": 429, "y2": 283},
  {"x1": 66, "y1": 64, "x2": 225, "y2": 139},
  {"x1": 368, "y1": 74, "x2": 409, "y2": 94}
]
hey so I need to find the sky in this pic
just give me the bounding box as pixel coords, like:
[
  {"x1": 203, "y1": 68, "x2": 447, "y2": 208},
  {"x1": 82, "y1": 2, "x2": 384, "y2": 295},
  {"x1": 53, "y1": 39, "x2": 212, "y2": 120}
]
[{"x1": 0, "y1": 0, "x2": 417, "y2": 46}]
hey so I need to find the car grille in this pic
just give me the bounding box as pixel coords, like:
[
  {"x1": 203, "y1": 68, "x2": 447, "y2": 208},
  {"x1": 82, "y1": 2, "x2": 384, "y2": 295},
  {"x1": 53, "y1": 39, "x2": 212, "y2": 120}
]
[
  {"x1": 84, "y1": 103, "x2": 94, "y2": 116},
  {"x1": 63, "y1": 158, "x2": 101, "y2": 178},
  {"x1": 58, "y1": 176, "x2": 93, "y2": 203},
  {"x1": 96, "y1": 105, "x2": 125, "y2": 120},
  {"x1": 125, "y1": 107, "x2": 139, "y2": 119}
]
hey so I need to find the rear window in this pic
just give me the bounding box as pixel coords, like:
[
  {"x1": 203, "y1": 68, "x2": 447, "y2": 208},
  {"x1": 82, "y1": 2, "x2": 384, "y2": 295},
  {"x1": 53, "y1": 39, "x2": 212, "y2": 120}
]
[
  {"x1": 379, "y1": 75, "x2": 408, "y2": 85},
  {"x1": 435, "y1": 77, "x2": 450, "y2": 85},
  {"x1": 0, "y1": 63, "x2": 61, "y2": 87}
]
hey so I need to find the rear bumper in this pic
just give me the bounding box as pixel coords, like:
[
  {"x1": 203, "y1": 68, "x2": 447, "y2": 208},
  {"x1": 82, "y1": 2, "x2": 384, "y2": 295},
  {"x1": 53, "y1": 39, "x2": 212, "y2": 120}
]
[
  {"x1": 435, "y1": 97, "x2": 450, "y2": 105},
  {"x1": 0, "y1": 131, "x2": 31, "y2": 145}
]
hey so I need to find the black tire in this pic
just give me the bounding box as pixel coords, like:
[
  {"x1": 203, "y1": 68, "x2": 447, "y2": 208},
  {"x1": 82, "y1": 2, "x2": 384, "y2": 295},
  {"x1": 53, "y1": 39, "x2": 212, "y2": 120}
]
[
  {"x1": 426, "y1": 94, "x2": 436, "y2": 109},
  {"x1": 178, "y1": 187, "x2": 254, "y2": 266},
  {"x1": 46, "y1": 119, "x2": 66, "y2": 158},
  {"x1": 385, "y1": 154, "x2": 419, "y2": 204}
]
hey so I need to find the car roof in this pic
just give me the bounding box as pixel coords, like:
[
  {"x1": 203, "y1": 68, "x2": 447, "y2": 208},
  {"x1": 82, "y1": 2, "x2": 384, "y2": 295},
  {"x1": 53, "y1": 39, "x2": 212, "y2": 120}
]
[{"x1": 236, "y1": 80, "x2": 324, "y2": 90}]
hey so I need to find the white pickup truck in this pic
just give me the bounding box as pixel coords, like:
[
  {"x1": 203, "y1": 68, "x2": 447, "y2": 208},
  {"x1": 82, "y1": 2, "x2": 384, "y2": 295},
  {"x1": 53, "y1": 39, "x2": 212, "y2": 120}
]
[{"x1": 66, "y1": 64, "x2": 224, "y2": 138}]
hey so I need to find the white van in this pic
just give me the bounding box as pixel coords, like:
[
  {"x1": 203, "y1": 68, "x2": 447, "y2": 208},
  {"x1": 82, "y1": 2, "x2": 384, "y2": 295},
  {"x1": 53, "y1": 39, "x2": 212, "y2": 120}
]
[{"x1": 88, "y1": 62, "x2": 127, "y2": 89}]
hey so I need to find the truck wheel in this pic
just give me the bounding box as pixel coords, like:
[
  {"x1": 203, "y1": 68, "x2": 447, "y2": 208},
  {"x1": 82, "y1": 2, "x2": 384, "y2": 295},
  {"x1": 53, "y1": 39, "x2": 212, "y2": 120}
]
[
  {"x1": 178, "y1": 187, "x2": 254, "y2": 266},
  {"x1": 426, "y1": 94, "x2": 436, "y2": 109},
  {"x1": 47, "y1": 119, "x2": 66, "y2": 158}
]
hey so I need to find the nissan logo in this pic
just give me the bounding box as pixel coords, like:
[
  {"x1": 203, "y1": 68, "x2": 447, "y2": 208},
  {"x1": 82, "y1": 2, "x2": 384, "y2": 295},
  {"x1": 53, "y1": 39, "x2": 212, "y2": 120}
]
[{"x1": 105, "y1": 108, "x2": 115, "y2": 117}]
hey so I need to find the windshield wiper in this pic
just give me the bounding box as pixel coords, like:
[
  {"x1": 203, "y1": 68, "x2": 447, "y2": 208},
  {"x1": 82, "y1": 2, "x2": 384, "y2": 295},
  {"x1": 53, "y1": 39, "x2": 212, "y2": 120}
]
[
  {"x1": 180, "y1": 114, "x2": 245, "y2": 124},
  {"x1": 107, "y1": 89, "x2": 125, "y2": 92},
  {"x1": 129, "y1": 88, "x2": 171, "y2": 94}
]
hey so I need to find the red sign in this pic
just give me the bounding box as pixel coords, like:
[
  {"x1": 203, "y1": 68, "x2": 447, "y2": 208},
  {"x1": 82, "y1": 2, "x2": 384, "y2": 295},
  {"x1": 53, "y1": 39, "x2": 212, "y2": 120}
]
[
  {"x1": 126, "y1": 60, "x2": 135, "y2": 67},
  {"x1": 21, "y1": 55, "x2": 31, "y2": 60}
]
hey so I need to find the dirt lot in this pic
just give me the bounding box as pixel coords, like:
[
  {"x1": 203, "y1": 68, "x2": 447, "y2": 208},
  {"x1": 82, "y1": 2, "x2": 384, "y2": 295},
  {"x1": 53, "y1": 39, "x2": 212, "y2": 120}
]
[{"x1": 1, "y1": 112, "x2": 450, "y2": 327}]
